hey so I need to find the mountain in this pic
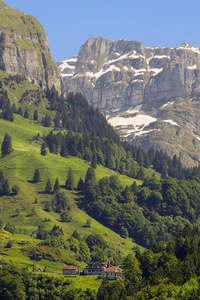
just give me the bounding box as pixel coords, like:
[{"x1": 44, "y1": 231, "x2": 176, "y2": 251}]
[
  {"x1": 0, "y1": 0, "x2": 64, "y2": 94},
  {"x1": 57, "y1": 37, "x2": 200, "y2": 166}
]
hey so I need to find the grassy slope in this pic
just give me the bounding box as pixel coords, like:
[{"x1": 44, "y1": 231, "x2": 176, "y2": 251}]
[{"x1": 0, "y1": 115, "x2": 142, "y2": 281}]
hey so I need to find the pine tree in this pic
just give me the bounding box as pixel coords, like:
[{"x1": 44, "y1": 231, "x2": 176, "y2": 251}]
[
  {"x1": 45, "y1": 178, "x2": 52, "y2": 193},
  {"x1": 1, "y1": 133, "x2": 12, "y2": 157},
  {"x1": 65, "y1": 168, "x2": 75, "y2": 190},
  {"x1": 33, "y1": 169, "x2": 41, "y2": 183},
  {"x1": 53, "y1": 178, "x2": 60, "y2": 193}
]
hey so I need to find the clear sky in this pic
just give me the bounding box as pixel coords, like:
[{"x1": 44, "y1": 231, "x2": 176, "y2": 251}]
[{"x1": 4, "y1": 0, "x2": 200, "y2": 63}]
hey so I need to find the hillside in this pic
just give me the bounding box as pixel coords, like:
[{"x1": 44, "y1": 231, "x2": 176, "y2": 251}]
[
  {"x1": 0, "y1": 0, "x2": 64, "y2": 94},
  {"x1": 58, "y1": 37, "x2": 200, "y2": 166},
  {"x1": 0, "y1": 113, "x2": 142, "y2": 271}
]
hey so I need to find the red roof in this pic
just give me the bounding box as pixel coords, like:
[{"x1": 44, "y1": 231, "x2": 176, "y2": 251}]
[
  {"x1": 62, "y1": 266, "x2": 78, "y2": 270},
  {"x1": 102, "y1": 266, "x2": 122, "y2": 273}
]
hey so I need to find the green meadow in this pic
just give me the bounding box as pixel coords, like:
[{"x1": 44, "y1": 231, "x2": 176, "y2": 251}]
[{"x1": 0, "y1": 114, "x2": 142, "y2": 280}]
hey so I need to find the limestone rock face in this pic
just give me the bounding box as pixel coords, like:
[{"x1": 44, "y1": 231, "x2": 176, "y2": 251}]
[
  {"x1": 58, "y1": 38, "x2": 200, "y2": 166},
  {"x1": 58, "y1": 38, "x2": 200, "y2": 112},
  {"x1": 0, "y1": 0, "x2": 64, "y2": 94}
]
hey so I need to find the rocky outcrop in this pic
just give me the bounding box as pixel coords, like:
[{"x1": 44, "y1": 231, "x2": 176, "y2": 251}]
[
  {"x1": 58, "y1": 38, "x2": 200, "y2": 166},
  {"x1": 58, "y1": 38, "x2": 200, "y2": 112},
  {"x1": 0, "y1": 0, "x2": 64, "y2": 94}
]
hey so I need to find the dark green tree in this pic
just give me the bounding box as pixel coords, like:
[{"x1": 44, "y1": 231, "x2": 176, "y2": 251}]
[
  {"x1": 85, "y1": 167, "x2": 96, "y2": 189},
  {"x1": 53, "y1": 178, "x2": 60, "y2": 193},
  {"x1": 24, "y1": 107, "x2": 29, "y2": 119},
  {"x1": 65, "y1": 167, "x2": 75, "y2": 190},
  {"x1": 33, "y1": 169, "x2": 41, "y2": 183},
  {"x1": 33, "y1": 109, "x2": 38, "y2": 121},
  {"x1": 1, "y1": 133, "x2": 12, "y2": 157},
  {"x1": 91, "y1": 150, "x2": 97, "y2": 169},
  {"x1": 17, "y1": 107, "x2": 23, "y2": 116},
  {"x1": 12, "y1": 185, "x2": 20, "y2": 195},
  {"x1": 41, "y1": 142, "x2": 47, "y2": 156},
  {"x1": 45, "y1": 178, "x2": 52, "y2": 193}
]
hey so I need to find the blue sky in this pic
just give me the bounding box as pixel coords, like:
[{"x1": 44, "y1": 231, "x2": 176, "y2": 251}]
[{"x1": 4, "y1": 0, "x2": 200, "y2": 63}]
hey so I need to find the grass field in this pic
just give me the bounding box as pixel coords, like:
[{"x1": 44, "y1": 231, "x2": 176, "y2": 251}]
[{"x1": 0, "y1": 115, "x2": 143, "y2": 277}]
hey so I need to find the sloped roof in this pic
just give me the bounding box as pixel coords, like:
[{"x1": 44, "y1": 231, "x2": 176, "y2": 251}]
[
  {"x1": 62, "y1": 266, "x2": 78, "y2": 270},
  {"x1": 101, "y1": 266, "x2": 122, "y2": 273}
]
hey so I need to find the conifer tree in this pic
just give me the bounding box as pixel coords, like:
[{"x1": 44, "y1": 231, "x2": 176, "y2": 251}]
[
  {"x1": 24, "y1": 107, "x2": 29, "y2": 119},
  {"x1": 41, "y1": 142, "x2": 47, "y2": 156},
  {"x1": 53, "y1": 178, "x2": 60, "y2": 193},
  {"x1": 60, "y1": 142, "x2": 68, "y2": 158},
  {"x1": 65, "y1": 167, "x2": 75, "y2": 190},
  {"x1": 45, "y1": 178, "x2": 52, "y2": 193},
  {"x1": 17, "y1": 106, "x2": 23, "y2": 116},
  {"x1": 33, "y1": 169, "x2": 41, "y2": 183},
  {"x1": 1, "y1": 133, "x2": 12, "y2": 157},
  {"x1": 12, "y1": 103, "x2": 17, "y2": 114},
  {"x1": 85, "y1": 167, "x2": 96, "y2": 189},
  {"x1": 91, "y1": 150, "x2": 97, "y2": 169},
  {"x1": 33, "y1": 109, "x2": 38, "y2": 121},
  {"x1": 77, "y1": 178, "x2": 84, "y2": 191},
  {"x1": 2, "y1": 100, "x2": 14, "y2": 121}
]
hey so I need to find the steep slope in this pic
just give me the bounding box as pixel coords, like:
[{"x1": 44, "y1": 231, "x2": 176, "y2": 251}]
[
  {"x1": 58, "y1": 38, "x2": 200, "y2": 166},
  {"x1": 0, "y1": 0, "x2": 64, "y2": 94}
]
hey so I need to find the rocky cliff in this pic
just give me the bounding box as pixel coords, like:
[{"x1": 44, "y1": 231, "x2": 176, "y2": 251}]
[
  {"x1": 0, "y1": 0, "x2": 64, "y2": 94},
  {"x1": 58, "y1": 38, "x2": 200, "y2": 166}
]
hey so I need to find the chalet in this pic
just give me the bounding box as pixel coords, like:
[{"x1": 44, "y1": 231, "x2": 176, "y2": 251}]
[
  {"x1": 62, "y1": 266, "x2": 78, "y2": 275},
  {"x1": 101, "y1": 266, "x2": 122, "y2": 280},
  {"x1": 83, "y1": 261, "x2": 108, "y2": 275}
]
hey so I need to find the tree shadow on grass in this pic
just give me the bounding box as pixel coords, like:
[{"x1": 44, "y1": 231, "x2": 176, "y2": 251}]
[{"x1": 10, "y1": 214, "x2": 19, "y2": 218}]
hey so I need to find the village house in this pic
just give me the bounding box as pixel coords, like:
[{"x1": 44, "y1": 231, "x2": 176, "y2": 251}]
[
  {"x1": 101, "y1": 266, "x2": 122, "y2": 280},
  {"x1": 62, "y1": 266, "x2": 78, "y2": 275},
  {"x1": 83, "y1": 261, "x2": 109, "y2": 275}
]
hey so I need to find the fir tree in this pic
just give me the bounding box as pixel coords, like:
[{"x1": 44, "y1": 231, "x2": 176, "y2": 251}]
[
  {"x1": 85, "y1": 167, "x2": 96, "y2": 189},
  {"x1": 24, "y1": 107, "x2": 29, "y2": 119},
  {"x1": 41, "y1": 142, "x2": 47, "y2": 156},
  {"x1": 33, "y1": 109, "x2": 38, "y2": 121},
  {"x1": 65, "y1": 167, "x2": 75, "y2": 190},
  {"x1": 53, "y1": 178, "x2": 60, "y2": 193},
  {"x1": 45, "y1": 178, "x2": 52, "y2": 194},
  {"x1": 60, "y1": 142, "x2": 68, "y2": 157},
  {"x1": 2, "y1": 100, "x2": 14, "y2": 121},
  {"x1": 33, "y1": 169, "x2": 41, "y2": 183},
  {"x1": 1, "y1": 133, "x2": 12, "y2": 157},
  {"x1": 12, "y1": 103, "x2": 17, "y2": 114},
  {"x1": 91, "y1": 150, "x2": 97, "y2": 169},
  {"x1": 17, "y1": 106, "x2": 23, "y2": 116},
  {"x1": 77, "y1": 178, "x2": 84, "y2": 191}
]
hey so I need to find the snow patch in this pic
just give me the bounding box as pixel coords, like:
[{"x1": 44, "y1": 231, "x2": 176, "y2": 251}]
[
  {"x1": 127, "y1": 104, "x2": 143, "y2": 114},
  {"x1": 187, "y1": 65, "x2": 197, "y2": 70},
  {"x1": 86, "y1": 65, "x2": 121, "y2": 79},
  {"x1": 62, "y1": 74, "x2": 73, "y2": 77},
  {"x1": 162, "y1": 101, "x2": 174, "y2": 108},
  {"x1": 111, "y1": 108, "x2": 121, "y2": 113},
  {"x1": 163, "y1": 120, "x2": 178, "y2": 126},
  {"x1": 108, "y1": 114, "x2": 157, "y2": 127}
]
